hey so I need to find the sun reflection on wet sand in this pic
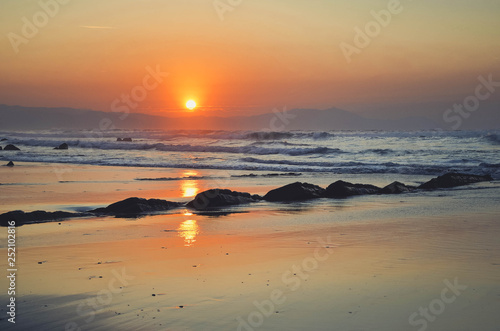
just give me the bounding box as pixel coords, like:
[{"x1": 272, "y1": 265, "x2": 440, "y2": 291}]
[
  {"x1": 180, "y1": 171, "x2": 200, "y2": 198},
  {"x1": 178, "y1": 219, "x2": 199, "y2": 247}
]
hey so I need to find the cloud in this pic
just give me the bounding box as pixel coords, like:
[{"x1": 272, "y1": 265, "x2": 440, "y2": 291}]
[{"x1": 79, "y1": 25, "x2": 117, "y2": 29}]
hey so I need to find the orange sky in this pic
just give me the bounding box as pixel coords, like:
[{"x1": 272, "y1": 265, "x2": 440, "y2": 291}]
[{"x1": 0, "y1": 0, "x2": 499, "y2": 118}]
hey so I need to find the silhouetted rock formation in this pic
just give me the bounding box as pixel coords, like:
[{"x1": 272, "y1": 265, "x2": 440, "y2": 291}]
[
  {"x1": 324, "y1": 180, "x2": 380, "y2": 198},
  {"x1": 0, "y1": 210, "x2": 82, "y2": 227},
  {"x1": 4, "y1": 144, "x2": 20, "y2": 151},
  {"x1": 90, "y1": 197, "x2": 182, "y2": 217},
  {"x1": 264, "y1": 182, "x2": 325, "y2": 201},
  {"x1": 6, "y1": 161, "x2": 14, "y2": 167},
  {"x1": 54, "y1": 143, "x2": 69, "y2": 150},
  {"x1": 379, "y1": 181, "x2": 415, "y2": 194},
  {"x1": 187, "y1": 189, "x2": 262, "y2": 210},
  {"x1": 117, "y1": 138, "x2": 123, "y2": 141},
  {"x1": 419, "y1": 173, "x2": 492, "y2": 190},
  {"x1": 122, "y1": 138, "x2": 133, "y2": 142},
  {"x1": 1, "y1": 138, "x2": 7, "y2": 141}
]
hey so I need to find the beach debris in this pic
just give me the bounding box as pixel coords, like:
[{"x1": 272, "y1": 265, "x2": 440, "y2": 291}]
[
  {"x1": 90, "y1": 197, "x2": 182, "y2": 217},
  {"x1": 178, "y1": 305, "x2": 184, "y2": 309},
  {"x1": 152, "y1": 294, "x2": 156, "y2": 296},
  {"x1": 187, "y1": 189, "x2": 262, "y2": 210},
  {"x1": 324, "y1": 180, "x2": 380, "y2": 198},
  {"x1": 264, "y1": 182, "x2": 325, "y2": 201},
  {"x1": 3, "y1": 144, "x2": 20, "y2": 151},
  {"x1": 6, "y1": 161, "x2": 14, "y2": 167},
  {"x1": 37, "y1": 261, "x2": 47, "y2": 264},
  {"x1": 379, "y1": 181, "x2": 416, "y2": 194},
  {"x1": 54, "y1": 143, "x2": 69, "y2": 150},
  {"x1": 419, "y1": 172, "x2": 493, "y2": 189}
]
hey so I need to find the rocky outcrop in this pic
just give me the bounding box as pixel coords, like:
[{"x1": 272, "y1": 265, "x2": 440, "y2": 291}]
[
  {"x1": 6, "y1": 161, "x2": 14, "y2": 167},
  {"x1": 187, "y1": 189, "x2": 262, "y2": 210},
  {"x1": 0, "y1": 210, "x2": 83, "y2": 227},
  {"x1": 379, "y1": 181, "x2": 415, "y2": 194},
  {"x1": 54, "y1": 143, "x2": 69, "y2": 150},
  {"x1": 419, "y1": 173, "x2": 492, "y2": 190},
  {"x1": 4, "y1": 144, "x2": 20, "y2": 151},
  {"x1": 324, "y1": 180, "x2": 380, "y2": 198},
  {"x1": 263, "y1": 182, "x2": 325, "y2": 201},
  {"x1": 90, "y1": 197, "x2": 182, "y2": 217}
]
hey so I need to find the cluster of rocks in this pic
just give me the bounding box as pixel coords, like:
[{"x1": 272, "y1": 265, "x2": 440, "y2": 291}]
[
  {"x1": 117, "y1": 138, "x2": 133, "y2": 142},
  {"x1": 186, "y1": 172, "x2": 492, "y2": 210},
  {"x1": 0, "y1": 172, "x2": 492, "y2": 226}
]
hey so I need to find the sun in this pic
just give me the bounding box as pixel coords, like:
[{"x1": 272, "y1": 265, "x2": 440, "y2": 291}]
[{"x1": 186, "y1": 100, "x2": 196, "y2": 110}]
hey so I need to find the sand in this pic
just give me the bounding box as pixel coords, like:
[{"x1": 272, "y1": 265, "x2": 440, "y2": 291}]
[{"x1": 0, "y1": 162, "x2": 499, "y2": 330}]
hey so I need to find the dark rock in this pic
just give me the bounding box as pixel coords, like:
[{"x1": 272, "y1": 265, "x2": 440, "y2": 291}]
[
  {"x1": 90, "y1": 197, "x2": 182, "y2": 217},
  {"x1": 4, "y1": 144, "x2": 20, "y2": 151},
  {"x1": 122, "y1": 138, "x2": 133, "y2": 142},
  {"x1": 117, "y1": 138, "x2": 123, "y2": 141},
  {"x1": 187, "y1": 189, "x2": 262, "y2": 210},
  {"x1": 1, "y1": 138, "x2": 7, "y2": 141},
  {"x1": 0, "y1": 210, "x2": 82, "y2": 227},
  {"x1": 263, "y1": 182, "x2": 325, "y2": 201},
  {"x1": 379, "y1": 181, "x2": 416, "y2": 194},
  {"x1": 324, "y1": 180, "x2": 380, "y2": 198},
  {"x1": 54, "y1": 143, "x2": 69, "y2": 150},
  {"x1": 419, "y1": 173, "x2": 492, "y2": 190},
  {"x1": 0, "y1": 146, "x2": 2, "y2": 150},
  {"x1": 6, "y1": 161, "x2": 14, "y2": 167}
]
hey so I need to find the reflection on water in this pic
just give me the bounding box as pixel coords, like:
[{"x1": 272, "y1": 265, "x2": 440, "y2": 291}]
[
  {"x1": 178, "y1": 219, "x2": 199, "y2": 247},
  {"x1": 180, "y1": 171, "x2": 199, "y2": 198}
]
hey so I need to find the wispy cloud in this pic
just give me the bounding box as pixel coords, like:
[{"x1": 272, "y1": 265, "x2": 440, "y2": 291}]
[{"x1": 80, "y1": 25, "x2": 117, "y2": 29}]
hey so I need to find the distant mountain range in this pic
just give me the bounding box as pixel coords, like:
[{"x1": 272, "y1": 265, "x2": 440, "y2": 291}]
[{"x1": 0, "y1": 104, "x2": 444, "y2": 131}]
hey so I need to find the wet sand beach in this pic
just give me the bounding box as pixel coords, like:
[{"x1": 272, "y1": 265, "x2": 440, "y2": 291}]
[{"x1": 1, "y1": 162, "x2": 499, "y2": 330}]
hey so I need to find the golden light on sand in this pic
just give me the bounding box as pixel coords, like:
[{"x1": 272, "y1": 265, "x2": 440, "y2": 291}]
[
  {"x1": 186, "y1": 100, "x2": 196, "y2": 110},
  {"x1": 178, "y1": 219, "x2": 199, "y2": 246}
]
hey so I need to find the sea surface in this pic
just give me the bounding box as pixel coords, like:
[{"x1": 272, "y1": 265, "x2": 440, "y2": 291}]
[{"x1": 1, "y1": 129, "x2": 499, "y2": 178}]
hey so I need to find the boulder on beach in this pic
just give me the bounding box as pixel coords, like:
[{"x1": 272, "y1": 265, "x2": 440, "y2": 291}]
[
  {"x1": 0, "y1": 210, "x2": 81, "y2": 227},
  {"x1": 54, "y1": 143, "x2": 69, "y2": 150},
  {"x1": 117, "y1": 138, "x2": 123, "y2": 141},
  {"x1": 122, "y1": 138, "x2": 133, "y2": 142},
  {"x1": 90, "y1": 197, "x2": 182, "y2": 217},
  {"x1": 4, "y1": 144, "x2": 20, "y2": 151},
  {"x1": 324, "y1": 180, "x2": 380, "y2": 198},
  {"x1": 6, "y1": 161, "x2": 14, "y2": 167},
  {"x1": 263, "y1": 182, "x2": 325, "y2": 202},
  {"x1": 419, "y1": 172, "x2": 492, "y2": 190},
  {"x1": 379, "y1": 181, "x2": 415, "y2": 194},
  {"x1": 187, "y1": 189, "x2": 262, "y2": 210}
]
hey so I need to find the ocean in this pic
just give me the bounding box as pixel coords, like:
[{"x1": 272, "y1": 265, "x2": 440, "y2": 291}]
[{"x1": 1, "y1": 129, "x2": 499, "y2": 178}]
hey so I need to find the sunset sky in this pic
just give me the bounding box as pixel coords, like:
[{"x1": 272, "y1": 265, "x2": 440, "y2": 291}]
[{"x1": 1, "y1": 0, "x2": 499, "y2": 118}]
